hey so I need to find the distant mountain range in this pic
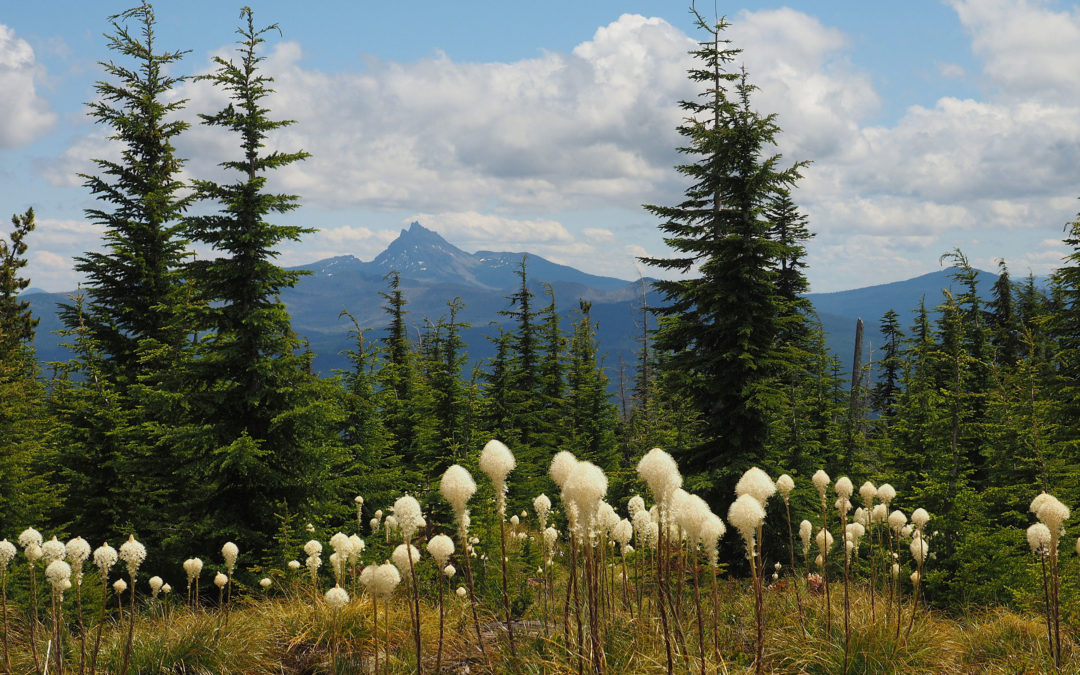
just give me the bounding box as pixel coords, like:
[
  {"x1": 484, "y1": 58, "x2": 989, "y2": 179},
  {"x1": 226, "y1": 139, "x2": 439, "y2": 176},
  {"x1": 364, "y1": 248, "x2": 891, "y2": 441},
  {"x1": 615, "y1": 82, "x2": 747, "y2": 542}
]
[{"x1": 25, "y1": 222, "x2": 1047, "y2": 383}]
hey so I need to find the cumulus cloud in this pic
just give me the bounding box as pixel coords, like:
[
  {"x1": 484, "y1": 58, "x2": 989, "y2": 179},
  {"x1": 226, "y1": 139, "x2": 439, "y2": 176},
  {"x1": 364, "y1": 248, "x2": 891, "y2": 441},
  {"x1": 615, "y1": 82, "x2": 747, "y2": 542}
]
[
  {"x1": 408, "y1": 212, "x2": 574, "y2": 246},
  {"x1": 0, "y1": 25, "x2": 56, "y2": 148}
]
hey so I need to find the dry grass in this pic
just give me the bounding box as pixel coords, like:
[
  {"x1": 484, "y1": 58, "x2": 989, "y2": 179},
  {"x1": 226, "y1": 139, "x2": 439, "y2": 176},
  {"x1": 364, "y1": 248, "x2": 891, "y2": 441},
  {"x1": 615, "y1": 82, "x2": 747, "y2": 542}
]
[{"x1": 2, "y1": 572, "x2": 1077, "y2": 673}]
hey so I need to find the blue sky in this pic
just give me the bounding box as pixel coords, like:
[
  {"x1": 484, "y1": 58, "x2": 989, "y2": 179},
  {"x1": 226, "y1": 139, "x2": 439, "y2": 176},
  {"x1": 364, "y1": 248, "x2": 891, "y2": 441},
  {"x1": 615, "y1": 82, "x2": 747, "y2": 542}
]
[{"x1": 2, "y1": 1, "x2": 1078, "y2": 293}]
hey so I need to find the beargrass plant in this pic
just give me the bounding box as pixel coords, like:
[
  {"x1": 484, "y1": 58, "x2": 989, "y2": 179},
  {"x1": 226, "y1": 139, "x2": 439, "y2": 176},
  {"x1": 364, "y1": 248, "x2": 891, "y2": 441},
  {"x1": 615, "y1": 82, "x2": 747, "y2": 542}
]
[
  {"x1": 440, "y1": 463, "x2": 486, "y2": 658},
  {"x1": 479, "y1": 439, "x2": 517, "y2": 659},
  {"x1": 887, "y1": 509, "x2": 907, "y2": 638},
  {"x1": 835, "y1": 476, "x2": 854, "y2": 673},
  {"x1": 563, "y1": 460, "x2": 609, "y2": 674},
  {"x1": 221, "y1": 541, "x2": 238, "y2": 623},
  {"x1": 730, "y1": 492, "x2": 767, "y2": 675},
  {"x1": 0, "y1": 538, "x2": 14, "y2": 673},
  {"x1": 66, "y1": 535, "x2": 91, "y2": 674},
  {"x1": 183, "y1": 557, "x2": 203, "y2": 608},
  {"x1": 91, "y1": 541, "x2": 117, "y2": 675},
  {"x1": 117, "y1": 534, "x2": 146, "y2": 675},
  {"x1": 18, "y1": 528, "x2": 43, "y2": 673},
  {"x1": 428, "y1": 534, "x2": 455, "y2": 673},
  {"x1": 325, "y1": 585, "x2": 349, "y2": 672},
  {"x1": 811, "y1": 470, "x2": 831, "y2": 633},
  {"x1": 776, "y1": 474, "x2": 805, "y2": 631},
  {"x1": 636, "y1": 447, "x2": 682, "y2": 675},
  {"x1": 45, "y1": 558, "x2": 71, "y2": 675},
  {"x1": 1030, "y1": 491, "x2": 1069, "y2": 668}
]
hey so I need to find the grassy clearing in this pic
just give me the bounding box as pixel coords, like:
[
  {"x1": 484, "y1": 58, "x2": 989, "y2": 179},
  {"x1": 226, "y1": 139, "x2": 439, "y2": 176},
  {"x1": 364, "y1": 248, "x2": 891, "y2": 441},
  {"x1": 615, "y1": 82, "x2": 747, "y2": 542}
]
[{"x1": 2, "y1": 575, "x2": 1074, "y2": 674}]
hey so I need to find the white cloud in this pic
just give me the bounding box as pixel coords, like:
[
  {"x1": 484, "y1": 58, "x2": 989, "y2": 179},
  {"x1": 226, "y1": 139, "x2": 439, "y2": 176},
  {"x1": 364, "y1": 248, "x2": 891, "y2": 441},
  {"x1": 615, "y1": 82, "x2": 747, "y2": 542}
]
[
  {"x1": 583, "y1": 228, "x2": 615, "y2": 243},
  {"x1": 948, "y1": 0, "x2": 1080, "y2": 103},
  {"x1": 409, "y1": 212, "x2": 574, "y2": 246},
  {"x1": 0, "y1": 25, "x2": 55, "y2": 148}
]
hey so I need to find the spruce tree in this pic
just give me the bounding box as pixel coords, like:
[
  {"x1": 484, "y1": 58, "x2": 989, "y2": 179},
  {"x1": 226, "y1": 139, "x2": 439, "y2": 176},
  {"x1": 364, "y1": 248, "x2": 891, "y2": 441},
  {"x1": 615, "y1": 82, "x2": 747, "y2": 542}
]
[
  {"x1": 988, "y1": 260, "x2": 1021, "y2": 366},
  {"x1": 640, "y1": 13, "x2": 803, "y2": 498}
]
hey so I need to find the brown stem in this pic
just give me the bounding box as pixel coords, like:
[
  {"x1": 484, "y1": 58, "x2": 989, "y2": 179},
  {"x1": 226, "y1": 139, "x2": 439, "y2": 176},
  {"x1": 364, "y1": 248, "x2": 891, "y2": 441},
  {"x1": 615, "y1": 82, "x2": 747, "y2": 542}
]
[
  {"x1": 29, "y1": 563, "x2": 41, "y2": 675},
  {"x1": 656, "y1": 508, "x2": 674, "y2": 675},
  {"x1": 90, "y1": 577, "x2": 107, "y2": 675},
  {"x1": 459, "y1": 532, "x2": 487, "y2": 659},
  {"x1": 691, "y1": 550, "x2": 705, "y2": 675},
  {"x1": 783, "y1": 500, "x2": 805, "y2": 634},
  {"x1": 498, "y1": 513, "x2": 516, "y2": 658},
  {"x1": 821, "y1": 500, "x2": 831, "y2": 636},
  {"x1": 372, "y1": 590, "x2": 379, "y2": 675},
  {"x1": 2, "y1": 569, "x2": 10, "y2": 674},
  {"x1": 842, "y1": 511, "x2": 850, "y2": 674},
  {"x1": 405, "y1": 539, "x2": 422, "y2": 675},
  {"x1": 119, "y1": 573, "x2": 136, "y2": 675},
  {"x1": 76, "y1": 579, "x2": 86, "y2": 675},
  {"x1": 436, "y1": 573, "x2": 445, "y2": 674}
]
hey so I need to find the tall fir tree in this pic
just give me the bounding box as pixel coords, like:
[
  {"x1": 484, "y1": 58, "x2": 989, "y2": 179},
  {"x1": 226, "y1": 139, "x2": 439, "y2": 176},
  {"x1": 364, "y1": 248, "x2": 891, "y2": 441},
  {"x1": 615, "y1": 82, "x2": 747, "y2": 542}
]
[
  {"x1": 640, "y1": 13, "x2": 803, "y2": 499},
  {"x1": 178, "y1": 7, "x2": 342, "y2": 555}
]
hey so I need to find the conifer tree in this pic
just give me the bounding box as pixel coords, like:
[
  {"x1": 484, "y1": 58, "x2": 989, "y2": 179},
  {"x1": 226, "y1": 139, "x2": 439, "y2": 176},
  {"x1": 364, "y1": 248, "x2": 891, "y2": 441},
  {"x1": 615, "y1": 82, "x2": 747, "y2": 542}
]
[
  {"x1": 178, "y1": 7, "x2": 340, "y2": 553},
  {"x1": 988, "y1": 260, "x2": 1021, "y2": 366},
  {"x1": 67, "y1": 2, "x2": 191, "y2": 377},
  {"x1": 640, "y1": 13, "x2": 803, "y2": 498},
  {"x1": 564, "y1": 300, "x2": 618, "y2": 470},
  {"x1": 872, "y1": 309, "x2": 904, "y2": 421},
  {"x1": 0, "y1": 208, "x2": 59, "y2": 533}
]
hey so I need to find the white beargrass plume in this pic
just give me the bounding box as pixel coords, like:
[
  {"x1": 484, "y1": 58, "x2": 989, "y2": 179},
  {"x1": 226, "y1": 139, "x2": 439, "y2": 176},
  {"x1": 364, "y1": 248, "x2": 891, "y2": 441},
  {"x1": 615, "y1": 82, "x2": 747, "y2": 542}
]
[
  {"x1": 18, "y1": 528, "x2": 42, "y2": 551},
  {"x1": 427, "y1": 534, "x2": 455, "y2": 570},
  {"x1": 628, "y1": 494, "x2": 646, "y2": 518},
  {"x1": 393, "y1": 494, "x2": 426, "y2": 541},
  {"x1": 799, "y1": 521, "x2": 813, "y2": 562},
  {"x1": 776, "y1": 474, "x2": 795, "y2": 502},
  {"x1": 637, "y1": 447, "x2": 682, "y2": 507},
  {"x1": 729, "y1": 495, "x2": 765, "y2": 563},
  {"x1": 369, "y1": 517, "x2": 380, "y2": 534},
  {"x1": 534, "y1": 493, "x2": 552, "y2": 530},
  {"x1": 42, "y1": 536, "x2": 65, "y2": 565},
  {"x1": 1031, "y1": 492, "x2": 1069, "y2": 667},
  {"x1": 848, "y1": 523, "x2": 866, "y2": 558},
  {"x1": 614, "y1": 519, "x2": 634, "y2": 553},
  {"x1": 355, "y1": 495, "x2": 364, "y2": 529},
  {"x1": 149, "y1": 576, "x2": 163, "y2": 599},
  {"x1": 259, "y1": 578, "x2": 272, "y2": 591},
  {"x1": 221, "y1": 541, "x2": 239, "y2": 619},
  {"x1": 911, "y1": 509, "x2": 930, "y2": 532},
  {"x1": 887, "y1": 510, "x2": 906, "y2": 535},
  {"x1": 391, "y1": 544, "x2": 421, "y2": 577},
  {"x1": 113, "y1": 578, "x2": 127, "y2": 596},
  {"x1": 859, "y1": 481, "x2": 876, "y2": 507},
  {"x1": 326, "y1": 584, "x2": 348, "y2": 608},
  {"x1": 1029, "y1": 523, "x2": 1051, "y2": 554},
  {"x1": 816, "y1": 528, "x2": 834, "y2": 559},
  {"x1": 854, "y1": 508, "x2": 868, "y2": 527},
  {"x1": 288, "y1": 559, "x2": 301, "y2": 571},
  {"x1": 877, "y1": 484, "x2": 896, "y2": 506},
  {"x1": 384, "y1": 515, "x2": 398, "y2": 543},
  {"x1": 905, "y1": 530, "x2": 930, "y2": 638},
  {"x1": 550, "y1": 450, "x2": 578, "y2": 489},
  {"x1": 214, "y1": 572, "x2": 227, "y2": 590},
  {"x1": 480, "y1": 439, "x2": 516, "y2": 515},
  {"x1": 736, "y1": 467, "x2": 776, "y2": 506}
]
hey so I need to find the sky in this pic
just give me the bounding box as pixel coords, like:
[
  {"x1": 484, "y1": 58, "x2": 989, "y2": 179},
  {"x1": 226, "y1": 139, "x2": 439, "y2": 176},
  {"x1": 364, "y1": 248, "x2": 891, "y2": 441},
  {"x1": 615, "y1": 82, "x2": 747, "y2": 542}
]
[{"x1": 2, "y1": 1, "x2": 1079, "y2": 293}]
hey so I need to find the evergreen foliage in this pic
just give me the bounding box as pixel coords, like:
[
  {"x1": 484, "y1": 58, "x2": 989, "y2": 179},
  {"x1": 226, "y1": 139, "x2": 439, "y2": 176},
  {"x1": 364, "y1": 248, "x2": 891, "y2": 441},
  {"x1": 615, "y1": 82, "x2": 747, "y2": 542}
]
[{"x1": 640, "y1": 13, "x2": 803, "y2": 500}]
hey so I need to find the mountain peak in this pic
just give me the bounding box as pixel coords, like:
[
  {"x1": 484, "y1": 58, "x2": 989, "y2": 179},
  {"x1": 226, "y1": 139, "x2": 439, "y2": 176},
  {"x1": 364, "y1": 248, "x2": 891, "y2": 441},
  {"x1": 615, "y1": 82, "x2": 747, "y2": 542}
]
[{"x1": 372, "y1": 221, "x2": 478, "y2": 281}]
